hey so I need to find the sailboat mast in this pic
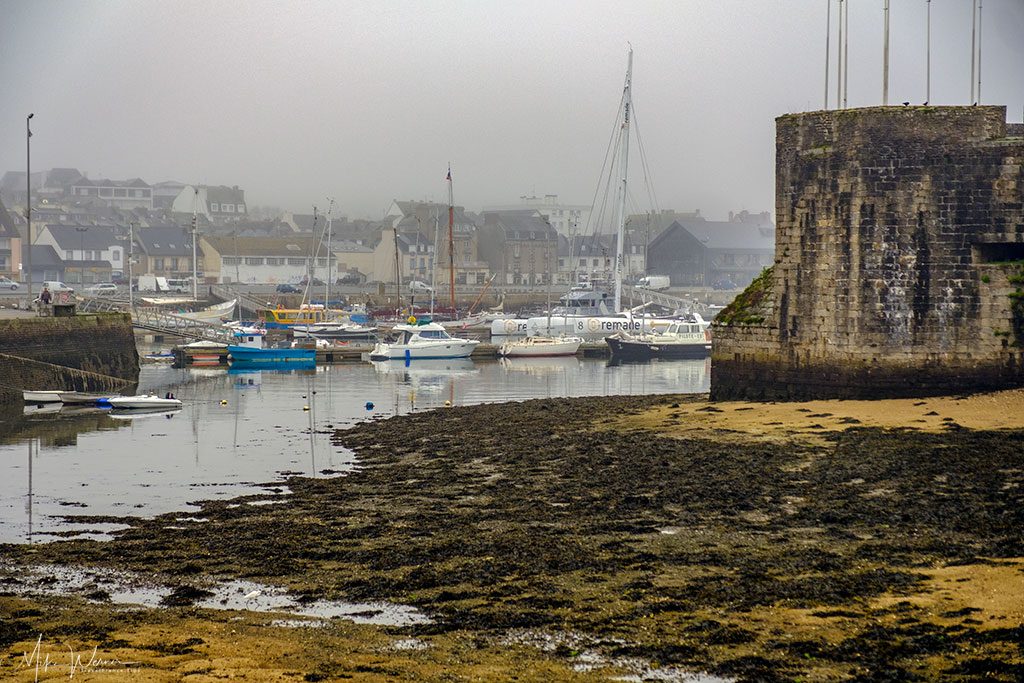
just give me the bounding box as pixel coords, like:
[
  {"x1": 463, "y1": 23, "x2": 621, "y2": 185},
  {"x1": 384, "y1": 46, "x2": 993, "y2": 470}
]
[
  {"x1": 447, "y1": 165, "x2": 456, "y2": 313},
  {"x1": 324, "y1": 198, "x2": 334, "y2": 310},
  {"x1": 613, "y1": 48, "x2": 633, "y2": 314}
]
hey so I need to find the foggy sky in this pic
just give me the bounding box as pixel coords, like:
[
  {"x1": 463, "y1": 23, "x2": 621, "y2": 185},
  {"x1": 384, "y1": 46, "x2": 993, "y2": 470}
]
[{"x1": 2, "y1": 0, "x2": 1022, "y2": 223}]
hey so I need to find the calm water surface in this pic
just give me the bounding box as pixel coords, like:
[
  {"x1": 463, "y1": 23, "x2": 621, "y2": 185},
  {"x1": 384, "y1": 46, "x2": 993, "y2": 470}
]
[{"x1": 0, "y1": 357, "x2": 709, "y2": 544}]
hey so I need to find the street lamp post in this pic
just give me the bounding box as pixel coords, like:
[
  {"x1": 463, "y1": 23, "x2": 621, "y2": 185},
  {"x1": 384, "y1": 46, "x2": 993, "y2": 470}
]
[
  {"x1": 26, "y1": 113, "x2": 33, "y2": 299},
  {"x1": 75, "y1": 227, "x2": 88, "y2": 285},
  {"x1": 127, "y1": 222, "x2": 135, "y2": 310}
]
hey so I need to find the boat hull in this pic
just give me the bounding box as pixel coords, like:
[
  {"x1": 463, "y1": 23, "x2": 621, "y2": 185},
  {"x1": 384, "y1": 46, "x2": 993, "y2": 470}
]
[
  {"x1": 498, "y1": 337, "x2": 582, "y2": 358},
  {"x1": 104, "y1": 395, "x2": 183, "y2": 410},
  {"x1": 227, "y1": 346, "x2": 317, "y2": 363},
  {"x1": 605, "y1": 336, "x2": 710, "y2": 360}
]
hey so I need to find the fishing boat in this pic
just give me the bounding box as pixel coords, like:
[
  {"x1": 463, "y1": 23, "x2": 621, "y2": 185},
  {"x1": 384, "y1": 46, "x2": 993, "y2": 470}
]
[
  {"x1": 102, "y1": 395, "x2": 183, "y2": 409},
  {"x1": 498, "y1": 335, "x2": 583, "y2": 358},
  {"x1": 369, "y1": 321, "x2": 479, "y2": 360},
  {"x1": 227, "y1": 328, "x2": 316, "y2": 363},
  {"x1": 23, "y1": 390, "x2": 63, "y2": 404},
  {"x1": 605, "y1": 318, "x2": 711, "y2": 360}
]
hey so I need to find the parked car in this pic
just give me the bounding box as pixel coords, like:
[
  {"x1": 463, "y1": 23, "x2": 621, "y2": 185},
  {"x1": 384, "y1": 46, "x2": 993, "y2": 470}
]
[
  {"x1": 0, "y1": 276, "x2": 20, "y2": 290},
  {"x1": 42, "y1": 281, "x2": 74, "y2": 293},
  {"x1": 299, "y1": 277, "x2": 325, "y2": 287},
  {"x1": 85, "y1": 282, "x2": 118, "y2": 296},
  {"x1": 276, "y1": 283, "x2": 300, "y2": 293}
]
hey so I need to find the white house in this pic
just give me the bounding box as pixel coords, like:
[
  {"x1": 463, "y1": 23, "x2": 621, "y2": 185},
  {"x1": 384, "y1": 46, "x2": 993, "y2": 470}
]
[{"x1": 34, "y1": 224, "x2": 125, "y2": 283}]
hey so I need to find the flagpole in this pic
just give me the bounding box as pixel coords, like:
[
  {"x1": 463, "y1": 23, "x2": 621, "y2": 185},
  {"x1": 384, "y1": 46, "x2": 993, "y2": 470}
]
[{"x1": 824, "y1": 0, "x2": 831, "y2": 110}]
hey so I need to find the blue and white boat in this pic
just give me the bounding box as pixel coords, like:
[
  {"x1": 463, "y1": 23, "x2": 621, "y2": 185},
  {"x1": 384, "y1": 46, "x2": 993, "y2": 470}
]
[{"x1": 227, "y1": 328, "x2": 316, "y2": 364}]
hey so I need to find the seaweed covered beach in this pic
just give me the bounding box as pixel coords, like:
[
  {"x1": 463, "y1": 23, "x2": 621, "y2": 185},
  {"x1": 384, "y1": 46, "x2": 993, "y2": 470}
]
[{"x1": 2, "y1": 392, "x2": 1023, "y2": 681}]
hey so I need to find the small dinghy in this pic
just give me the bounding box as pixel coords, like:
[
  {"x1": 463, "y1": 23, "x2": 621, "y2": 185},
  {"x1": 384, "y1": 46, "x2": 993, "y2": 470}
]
[{"x1": 101, "y1": 395, "x2": 183, "y2": 410}]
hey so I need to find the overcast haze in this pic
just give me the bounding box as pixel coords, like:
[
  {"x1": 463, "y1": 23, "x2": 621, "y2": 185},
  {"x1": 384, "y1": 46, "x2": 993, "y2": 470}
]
[{"x1": 2, "y1": 0, "x2": 1023, "y2": 222}]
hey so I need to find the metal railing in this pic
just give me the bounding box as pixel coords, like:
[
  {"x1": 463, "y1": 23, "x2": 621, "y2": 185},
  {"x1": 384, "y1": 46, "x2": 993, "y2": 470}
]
[{"x1": 77, "y1": 295, "x2": 234, "y2": 343}]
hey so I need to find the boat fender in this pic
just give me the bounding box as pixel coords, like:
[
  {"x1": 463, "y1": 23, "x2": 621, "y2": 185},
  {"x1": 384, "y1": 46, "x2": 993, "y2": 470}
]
[
  {"x1": 444, "y1": 400, "x2": 452, "y2": 407},
  {"x1": 220, "y1": 399, "x2": 228, "y2": 405},
  {"x1": 365, "y1": 402, "x2": 374, "y2": 411},
  {"x1": 303, "y1": 405, "x2": 310, "y2": 411}
]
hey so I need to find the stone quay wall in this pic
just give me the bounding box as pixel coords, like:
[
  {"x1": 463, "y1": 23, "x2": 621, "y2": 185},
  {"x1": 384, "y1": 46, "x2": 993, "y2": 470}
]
[
  {"x1": 712, "y1": 106, "x2": 1024, "y2": 400},
  {"x1": 0, "y1": 314, "x2": 139, "y2": 405}
]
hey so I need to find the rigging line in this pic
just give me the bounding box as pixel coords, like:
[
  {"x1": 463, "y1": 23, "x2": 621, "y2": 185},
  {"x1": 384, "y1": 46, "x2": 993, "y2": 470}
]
[
  {"x1": 630, "y1": 104, "x2": 660, "y2": 216},
  {"x1": 581, "y1": 89, "x2": 629, "y2": 241},
  {"x1": 635, "y1": 112, "x2": 660, "y2": 215}
]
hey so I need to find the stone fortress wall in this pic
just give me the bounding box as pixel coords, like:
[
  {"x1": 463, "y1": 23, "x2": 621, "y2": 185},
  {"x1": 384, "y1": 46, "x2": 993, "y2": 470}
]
[{"x1": 712, "y1": 106, "x2": 1024, "y2": 400}]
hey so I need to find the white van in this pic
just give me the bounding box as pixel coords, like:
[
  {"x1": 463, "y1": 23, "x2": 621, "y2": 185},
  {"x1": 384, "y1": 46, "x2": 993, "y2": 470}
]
[{"x1": 42, "y1": 281, "x2": 74, "y2": 293}]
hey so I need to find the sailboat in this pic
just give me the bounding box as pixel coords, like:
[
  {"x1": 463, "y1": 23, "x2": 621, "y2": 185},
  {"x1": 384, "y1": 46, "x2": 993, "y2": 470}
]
[{"x1": 523, "y1": 48, "x2": 655, "y2": 342}]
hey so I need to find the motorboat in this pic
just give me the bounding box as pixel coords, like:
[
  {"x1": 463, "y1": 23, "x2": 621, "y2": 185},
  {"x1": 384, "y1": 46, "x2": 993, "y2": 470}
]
[
  {"x1": 228, "y1": 328, "x2": 316, "y2": 363},
  {"x1": 101, "y1": 395, "x2": 183, "y2": 409},
  {"x1": 369, "y1": 322, "x2": 479, "y2": 360},
  {"x1": 23, "y1": 390, "x2": 63, "y2": 404},
  {"x1": 605, "y1": 318, "x2": 711, "y2": 360},
  {"x1": 498, "y1": 335, "x2": 583, "y2": 358}
]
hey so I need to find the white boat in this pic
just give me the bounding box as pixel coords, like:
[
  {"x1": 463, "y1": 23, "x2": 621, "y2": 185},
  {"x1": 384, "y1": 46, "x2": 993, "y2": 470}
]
[
  {"x1": 178, "y1": 299, "x2": 237, "y2": 322},
  {"x1": 103, "y1": 395, "x2": 183, "y2": 410},
  {"x1": 23, "y1": 390, "x2": 63, "y2": 404},
  {"x1": 183, "y1": 339, "x2": 228, "y2": 350},
  {"x1": 498, "y1": 335, "x2": 583, "y2": 358},
  {"x1": 292, "y1": 321, "x2": 378, "y2": 341},
  {"x1": 369, "y1": 322, "x2": 479, "y2": 360}
]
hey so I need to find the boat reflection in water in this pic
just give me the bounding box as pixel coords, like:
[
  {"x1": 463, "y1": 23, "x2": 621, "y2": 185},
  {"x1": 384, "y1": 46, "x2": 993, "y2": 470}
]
[
  {"x1": 370, "y1": 358, "x2": 479, "y2": 392},
  {"x1": 108, "y1": 408, "x2": 182, "y2": 421},
  {"x1": 498, "y1": 355, "x2": 581, "y2": 376}
]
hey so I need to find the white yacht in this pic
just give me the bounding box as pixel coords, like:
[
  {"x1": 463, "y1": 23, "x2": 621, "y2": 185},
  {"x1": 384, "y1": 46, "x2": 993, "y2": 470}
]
[{"x1": 369, "y1": 322, "x2": 480, "y2": 360}]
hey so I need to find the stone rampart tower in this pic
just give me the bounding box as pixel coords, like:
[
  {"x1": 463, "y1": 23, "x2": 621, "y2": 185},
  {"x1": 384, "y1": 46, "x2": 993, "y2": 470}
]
[{"x1": 711, "y1": 106, "x2": 1024, "y2": 400}]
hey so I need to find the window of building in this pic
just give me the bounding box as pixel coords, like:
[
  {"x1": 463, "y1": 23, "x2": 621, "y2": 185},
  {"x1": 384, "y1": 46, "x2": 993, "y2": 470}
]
[
  {"x1": 245, "y1": 257, "x2": 263, "y2": 266},
  {"x1": 224, "y1": 204, "x2": 234, "y2": 212},
  {"x1": 237, "y1": 204, "x2": 245, "y2": 213},
  {"x1": 265, "y1": 258, "x2": 281, "y2": 266},
  {"x1": 210, "y1": 203, "x2": 219, "y2": 212},
  {"x1": 99, "y1": 188, "x2": 112, "y2": 197},
  {"x1": 287, "y1": 258, "x2": 306, "y2": 266},
  {"x1": 111, "y1": 249, "x2": 121, "y2": 263},
  {"x1": 154, "y1": 258, "x2": 164, "y2": 270},
  {"x1": 316, "y1": 258, "x2": 327, "y2": 267},
  {"x1": 113, "y1": 188, "x2": 126, "y2": 198},
  {"x1": 134, "y1": 190, "x2": 144, "y2": 198},
  {"x1": 223, "y1": 257, "x2": 241, "y2": 265},
  {"x1": 65, "y1": 250, "x2": 74, "y2": 260}
]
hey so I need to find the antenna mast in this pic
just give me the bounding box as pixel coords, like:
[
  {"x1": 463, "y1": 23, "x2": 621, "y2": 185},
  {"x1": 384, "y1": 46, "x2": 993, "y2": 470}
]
[{"x1": 191, "y1": 187, "x2": 199, "y2": 300}]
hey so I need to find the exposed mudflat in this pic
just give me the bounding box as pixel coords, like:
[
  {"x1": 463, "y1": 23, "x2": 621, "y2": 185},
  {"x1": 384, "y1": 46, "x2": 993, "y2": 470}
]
[{"x1": 2, "y1": 393, "x2": 1023, "y2": 681}]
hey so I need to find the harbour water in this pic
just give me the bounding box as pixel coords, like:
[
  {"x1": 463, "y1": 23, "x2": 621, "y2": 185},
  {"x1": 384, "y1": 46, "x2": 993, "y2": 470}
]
[{"x1": 0, "y1": 356, "x2": 709, "y2": 544}]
